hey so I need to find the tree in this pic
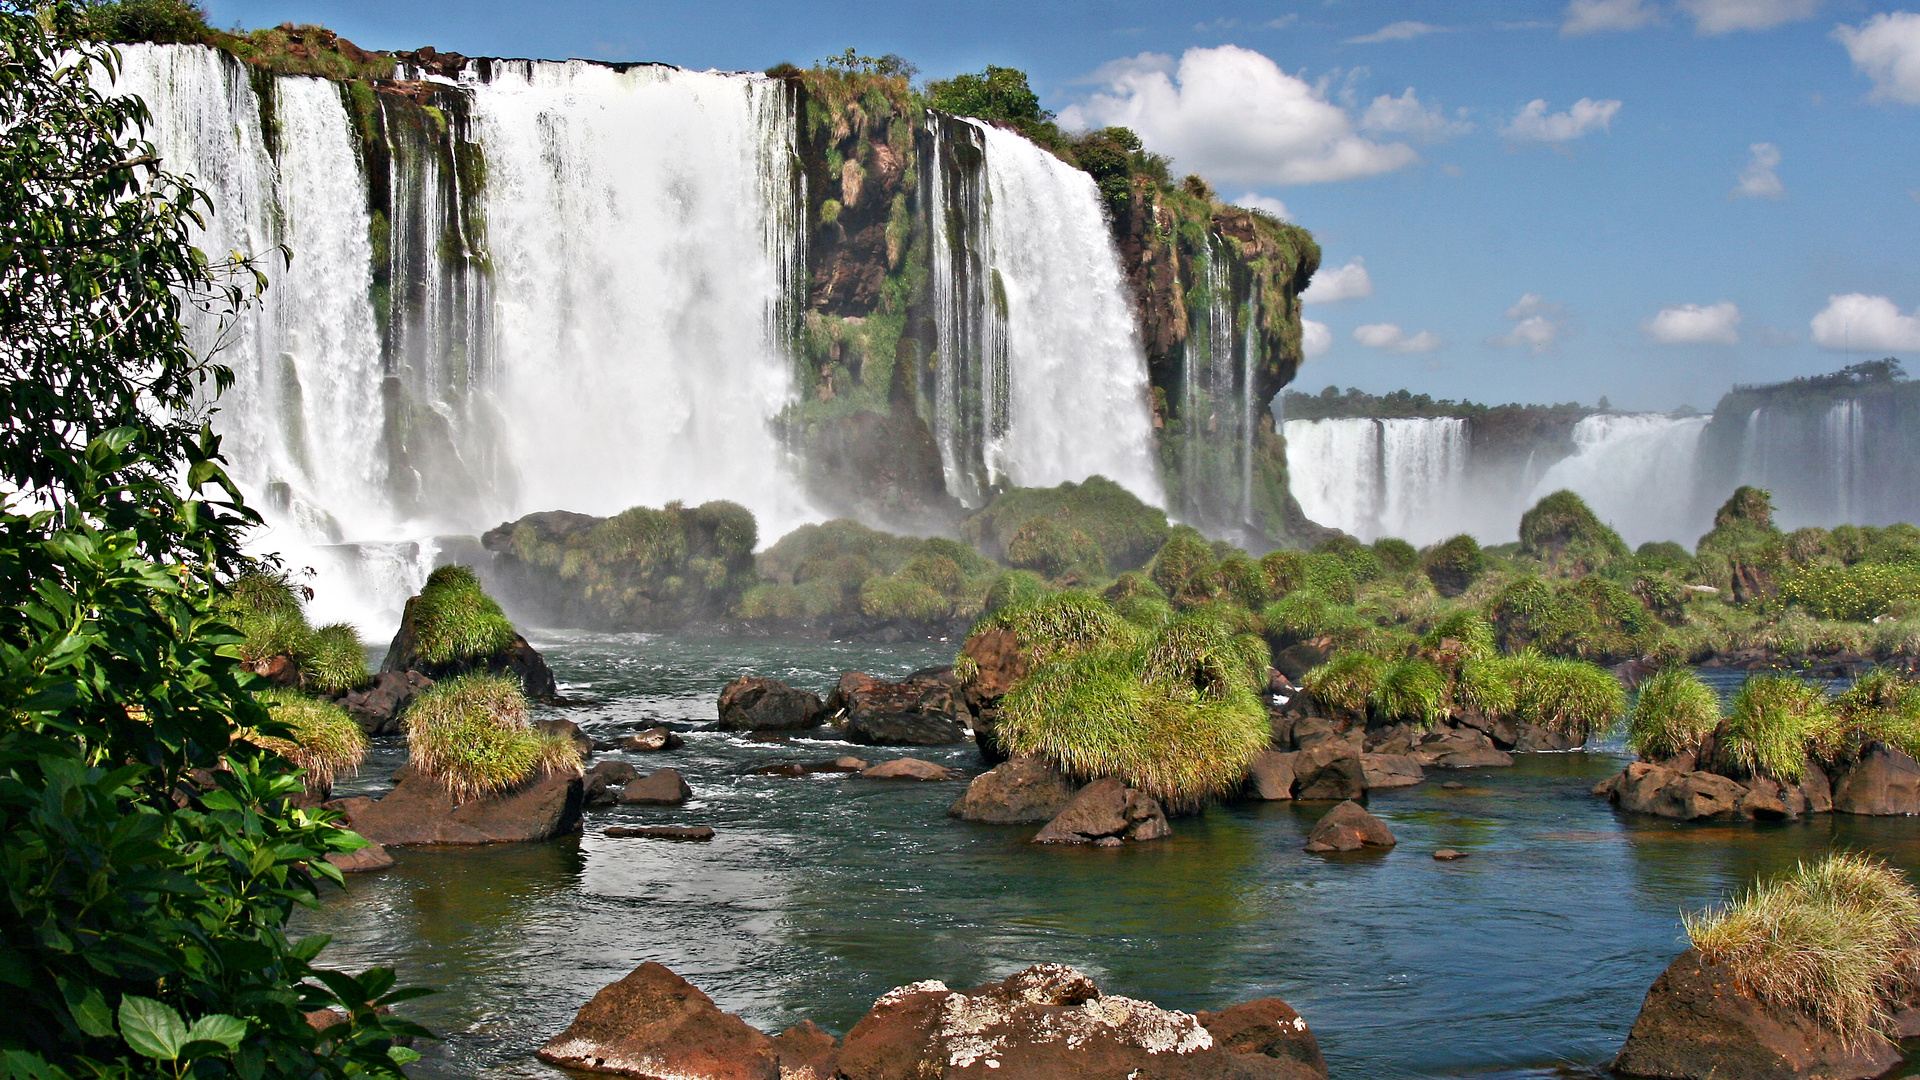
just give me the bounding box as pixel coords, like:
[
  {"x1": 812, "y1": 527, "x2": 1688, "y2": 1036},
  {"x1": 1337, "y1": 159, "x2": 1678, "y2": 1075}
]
[
  {"x1": 926, "y1": 65, "x2": 1049, "y2": 127},
  {"x1": 0, "y1": 6, "x2": 424, "y2": 1077}
]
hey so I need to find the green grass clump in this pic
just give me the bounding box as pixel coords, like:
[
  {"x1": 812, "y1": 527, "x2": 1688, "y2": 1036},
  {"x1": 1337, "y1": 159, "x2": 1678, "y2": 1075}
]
[
  {"x1": 1418, "y1": 610, "x2": 1497, "y2": 668},
  {"x1": 1313, "y1": 536, "x2": 1383, "y2": 585},
  {"x1": 1149, "y1": 527, "x2": 1218, "y2": 602},
  {"x1": 1371, "y1": 658, "x2": 1449, "y2": 727},
  {"x1": 859, "y1": 575, "x2": 949, "y2": 623},
  {"x1": 1455, "y1": 657, "x2": 1519, "y2": 720},
  {"x1": 1508, "y1": 652, "x2": 1626, "y2": 739},
  {"x1": 1686, "y1": 853, "x2": 1920, "y2": 1044},
  {"x1": 252, "y1": 688, "x2": 366, "y2": 789},
  {"x1": 1723, "y1": 675, "x2": 1833, "y2": 782},
  {"x1": 1303, "y1": 652, "x2": 1387, "y2": 716},
  {"x1": 1005, "y1": 517, "x2": 1104, "y2": 581},
  {"x1": 1372, "y1": 537, "x2": 1420, "y2": 575},
  {"x1": 411, "y1": 565, "x2": 517, "y2": 666},
  {"x1": 983, "y1": 569, "x2": 1053, "y2": 615},
  {"x1": 971, "y1": 589, "x2": 1134, "y2": 666},
  {"x1": 1422, "y1": 533, "x2": 1484, "y2": 597},
  {"x1": 303, "y1": 623, "x2": 368, "y2": 694},
  {"x1": 404, "y1": 673, "x2": 580, "y2": 801},
  {"x1": 1519, "y1": 489, "x2": 1629, "y2": 570},
  {"x1": 1827, "y1": 669, "x2": 1920, "y2": 761},
  {"x1": 1627, "y1": 667, "x2": 1722, "y2": 762},
  {"x1": 962, "y1": 476, "x2": 1171, "y2": 574}
]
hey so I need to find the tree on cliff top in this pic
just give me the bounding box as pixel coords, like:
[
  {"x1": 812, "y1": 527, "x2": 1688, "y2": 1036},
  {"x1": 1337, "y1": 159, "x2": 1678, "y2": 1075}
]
[
  {"x1": 927, "y1": 64, "x2": 1049, "y2": 127},
  {"x1": 0, "y1": 6, "x2": 422, "y2": 1076}
]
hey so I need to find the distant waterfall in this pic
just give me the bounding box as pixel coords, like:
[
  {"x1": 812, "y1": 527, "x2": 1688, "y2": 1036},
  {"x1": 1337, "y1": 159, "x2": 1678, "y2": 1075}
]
[
  {"x1": 923, "y1": 117, "x2": 1163, "y2": 508},
  {"x1": 1284, "y1": 417, "x2": 1467, "y2": 544},
  {"x1": 1724, "y1": 394, "x2": 1920, "y2": 528},
  {"x1": 1528, "y1": 414, "x2": 1710, "y2": 548}
]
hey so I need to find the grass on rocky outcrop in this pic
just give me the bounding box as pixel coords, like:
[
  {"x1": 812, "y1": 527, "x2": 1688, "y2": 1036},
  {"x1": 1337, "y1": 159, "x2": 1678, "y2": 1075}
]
[
  {"x1": 963, "y1": 477, "x2": 1170, "y2": 576},
  {"x1": 411, "y1": 565, "x2": 516, "y2": 665},
  {"x1": 1507, "y1": 651, "x2": 1626, "y2": 738},
  {"x1": 1686, "y1": 852, "x2": 1920, "y2": 1044},
  {"x1": 1723, "y1": 674, "x2": 1833, "y2": 782},
  {"x1": 1518, "y1": 489, "x2": 1629, "y2": 570},
  {"x1": 218, "y1": 570, "x2": 368, "y2": 692},
  {"x1": 404, "y1": 673, "x2": 580, "y2": 801},
  {"x1": 1370, "y1": 657, "x2": 1450, "y2": 727},
  {"x1": 248, "y1": 688, "x2": 367, "y2": 789},
  {"x1": 1302, "y1": 652, "x2": 1387, "y2": 717},
  {"x1": 1827, "y1": 669, "x2": 1920, "y2": 762},
  {"x1": 304, "y1": 622, "x2": 369, "y2": 695},
  {"x1": 1627, "y1": 666, "x2": 1723, "y2": 762}
]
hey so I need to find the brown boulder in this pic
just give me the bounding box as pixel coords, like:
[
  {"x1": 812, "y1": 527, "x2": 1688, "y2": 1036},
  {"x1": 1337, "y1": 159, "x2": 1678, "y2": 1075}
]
[
  {"x1": 1195, "y1": 998, "x2": 1328, "y2": 1080},
  {"x1": 1612, "y1": 949, "x2": 1901, "y2": 1080},
  {"x1": 1291, "y1": 743, "x2": 1367, "y2": 801},
  {"x1": 583, "y1": 761, "x2": 640, "y2": 807},
  {"x1": 536, "y1": 962, "x2": 780, "y2": 1079},
  {"x1": 340, "y1": 669, "x2": 434, "y2": 735},
  {"x1": 538, "y1": 717, "x2": 594, "y2": 758},
  {"x1": 1303, "y1": 800, "x2": 1396, "y2": 853},
  {"x1": 948, "y1": 756, "x2": 1075, "y2": 823},
  {"x1": 958, "y1": 626, "x2": 1029, "y2": 700},
  {"x1": 624, "y1": 726, "x2": 685, "y2": 752},
  {"x1": 716, "y1": 676, "x2": 823, "y2": 732},
  {"x1": 1410, "y1": 727, "x2": 1514, "y2": 770},
  {"x1": 860, "y1": 758, "x2": 957, "y2": 781},
  {"x1": 1510, "y1": 722, "x2": 1583, "y2": 753},
  {"x1": 828, "y1": 670, "x2": 970, "y2": 746},
  {"x1": 1360, "y1": 753, "x2": 1424, "y2": 790},
  {"x1": 337, "y1": 767, "x2": 583, "y2": 845},
  {"x1": 1245, "y1": 751, "x2": 1296, "y2": 801},
  {"x1": 621, "y1": 768, "x2": 692, "y2": 806},
  {"x1": 324, "y1": 840, "x2": 393, "y2": 873},
  {"x1": 382, "y1": 593, "x2": 557, "y2": 701},
  {"x1": 1032, "y1": 778, "x2": 1171, "y2": 845},
  {"x1": 1831, "y1": 745, "x2": 1920, "y2": 815},
  {"x1": 1599, "y1": 763, "x2": 1747, "y2": 820},
  {"x1": 769, "y1": 1020, "x2": 838, "y2": 1080}
]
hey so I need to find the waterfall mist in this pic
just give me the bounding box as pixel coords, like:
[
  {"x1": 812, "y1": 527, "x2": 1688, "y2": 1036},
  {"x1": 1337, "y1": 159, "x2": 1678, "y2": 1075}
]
[{"x1": 1526, "y1": 414, "x2": 1710, "y2": 548}]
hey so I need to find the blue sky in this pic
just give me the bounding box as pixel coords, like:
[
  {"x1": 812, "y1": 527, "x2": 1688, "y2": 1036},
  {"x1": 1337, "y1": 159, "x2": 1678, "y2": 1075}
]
[{"x1": 204, "y1": 0, "x2": 1920, "y2": 412}]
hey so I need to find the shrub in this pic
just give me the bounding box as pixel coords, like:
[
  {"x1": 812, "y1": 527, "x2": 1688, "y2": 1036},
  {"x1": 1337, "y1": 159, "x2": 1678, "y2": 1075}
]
[
  {"x1": 1827, "y1": 669, "x2": 1920, "y2": 762},
  {"x1": 1630, "y1": 573, "x2": 1688, "y2": 624},
  {"x1": 1628, "y1": 667, "x2": 1722, "y2": 761},
  {"x1": 1259, "y1": 549, "x2": 1308, "y2": 597},
  {"x1": 858, "y1": 575, "x2": 949, "y2": 623},
  {"x1": 1418, "y1": 610, "x2": 1496, "y2": 668},
  {"x1": 1455, "y1": 657, "x2": 1519, "y2": 720},
  {"x1": 1492, "y1": 573, "x2": 1657, "y2": 662},
  {"x1": 1313, "y1": 535, "x2": 1382, "y2": 584},
  {"x1": 1685, "y1": 853, "x2": 1920, "y2": 1044},
  {"x1": 1303, "y1": 652, "x2": 1387, "y2": 716},
  {"x1": 81, "y1": 0, "x2": 213, "y2": 43},
  {"x1": 411, "y1": 565, "x2": 516, "y2": 665},
  {"x1": 1509, "y1": 652, "x2": 1626, "y2": 739},
  {"x1": 1371, "y1": 658, "x2": 1449, "y2": 727},
  {"x1": 1300, "y1": 552, "x2": 1356, "y2": 604},
  {"x1": 1519, "y1": 489, "x2": 1629, "y2": 569},
  {"x1": 983, "y1": 569, "x2": 1052, "y2": 616},
  {"x1": 1215, "y1": 552, "x2": 1268, "y2": 610},
  {"x1": 1633, "y1": 540, "x2": 1694, "y2": 574},
  {"x1": 1005, "y1": 517, "x2": 1105, "y2": 581},
  {"x1": 404, "y1": 673, "x2": 578, "y2": 801},
  {"x1": 251, "y1": 689, "x2": 367, "y2": 789},
  {"x1": 1723, "y1": 675, "x2": 1834, "y2": 781},
  {"x1": 962, "y1": 476, "x2": 1170, "y2": 573},
  {"x1": 1422, "y1": 533, "x2": 1484, "y2": 597},
  {"x1": 304, "y1": 622, "x2": 368, "y2": 694},
  {"x1": 1779, "y1": 562, "x2": 1920, "y2": 622},
  {"x1": 1149, "y1": 527, "x2": 1218, "y2": 602},
  {"x1": 972, "y1": 589, "x2": 1133, "y2": 666},
  {"x1": 1372, "y1": 537, "x2": 1420, "y2": 575}
]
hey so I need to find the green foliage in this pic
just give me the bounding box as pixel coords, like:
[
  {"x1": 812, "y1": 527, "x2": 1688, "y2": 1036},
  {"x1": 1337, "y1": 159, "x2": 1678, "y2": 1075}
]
[
  {"x1": 964, "y1": 477, "x2": 1170, "y2": 575},
  {"x1": 1724, "y1": 675, "x2": 1834, "y2": 781},
  {"x1": 304, "y1": 622, "x2": 368, "y2": 694},
  {"x1": 1490, "y1": 573, "x2": 1658, "y2": 662},
  {"x1": 1518, "y1": 489, "x2": 1629, "y2": 570},
  {"x1": 1104, "y1": 572, "x2": 1172, "y2": 627},
  {"x1": 505, "y1": 500, "x2": 763, "y2": 628},
  {"x1": 858, "y1": 575, "x2": 949, "y2": 623},
  {"x1": 404, "y1": 673, "x2": 578, "y2": 801},
  {"x1": 816, "y1": 46, "x2": 917, "y2": 79},
  {"x1": 972, "y1": 589, "x2": 1133, "y2": 666},
  {"x1": 1313, "y1": 536, "x2": 1384, "y2": 584},
  {"x1": 1717, "y1": 485, "x2": 1776, "y2": 531},
  {"x1": 1303, "y1": 652, "x2": 1387, "y2": 716},
  {"x1": 1214, "y1": 552, "x2": 1267, "y2": 611},
  {"x1": 1633, "y1": 540, "x2": 1694, "y2": 574},
  {"x1": 78, "y1": 0, "x2": 210, "y2": 43},
  {"x1": 1372, "y1": 537, "x2": 1419, "y2": 575},
  {"x1": 1628, "y1": 667, "x2": 1722, "y2": 761},
  {"x1": 1686, "y1": 853, "x2": 1920, "y2": 1043},
  {"x1": 252, "y1": 688, "x2": 368, "y2": 789},
  {"x1": 213, "y1": 24, "x2": 396, "y2": 80},
  {"x1": 983, "y1": 569, "x2": 1053, "y2": 616},
  {"x1": 926, "y1": 64, "x2": 1047, "y2": 126},
  {"x1": 1422, "y1": 533, "x2": 1484, "y2": 597},
  {"x1": 1827, "y1": 669, "x2": 1920, "y2": 762},
  {"x1": 1780, "y1": 561, "x2": 1920, "y2": 622},
  {"x1": 410, "y1": 565, "x2": 515, "y2": 665},
  {"x1": 1005, "y1": 516, "x2": 1103, "y2": 582},
  {"x1": 1259, "y1": 549, "x2": 1308, "y2": 597},
  {"x1": 1455, "y1": 657, "x2": 1519, "y2": 719},
  {"x1": 1371, "y1": 658, "x2": 1449, "y2": 727},
  {"x1": 1150, "y1": 527, "x2": 1218, "y2": 602},
  {"x1": 1508, "y1": 652, "x2": 1626, "y2": 738}
]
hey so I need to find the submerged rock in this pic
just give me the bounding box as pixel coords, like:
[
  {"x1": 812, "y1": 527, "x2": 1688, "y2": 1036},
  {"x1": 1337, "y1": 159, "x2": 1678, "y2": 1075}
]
[
  {"x1": 1410, "y1": 727, "x2": 1514, "y2": 770},
  {"x1": 716, "y1": 675, "x2": 823, "y2": 732},
  {"x1": 1303, "y1": 800, "x2": 1396, "y2": 853},
  {"x1": 605, "y1": 825, "x2": 714, "y2": 841},
  {"x1": 950, "y1": 756, "x2": 1075, "y2": 823},
  {"x1": 1031, "y1": 778, "x2": 1170, "y2": 845},
  {"x1": 860, "y1": 758, "x2": 956, "y2": 781},
  {"x1": 324, "y1": 840, "x2": 394, "y2": 873},
  {"x1": 332, "y1": 767, "x2": 583, "y2": 845},
  {"x1": 1613, "y1": 949, "x2": 1901, "y2": 1080}
]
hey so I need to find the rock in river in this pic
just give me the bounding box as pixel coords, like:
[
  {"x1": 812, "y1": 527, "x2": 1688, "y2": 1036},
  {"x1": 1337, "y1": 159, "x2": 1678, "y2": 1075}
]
[
  {"x1": 332, "y1": 766, "x2": 583, "y2": 846},
  {"x1": 1303, "y1": 800, "x2": 1396, "y2": 853},
  {"x1": 860, "y1": 758, "x2": 956, "y2": 781},
  {"x1": 620, "y1": 768, "x2": 692, "y2": 806},
  {"x1": 1031, "y1": 778, "x2": 1170, "y2": 845},
  {"x1": 716, "y1": 675, "x2": 823, "y2": 732},
  {"x1": 828, "y1": 670, "x2": 969, "y2": 746},
  {"x1": 949, "y1": 755, "x2": 1074, "y2": 823},
  {"x1": 537, "y1": 961, "x2": 785, "y2": 1079}
]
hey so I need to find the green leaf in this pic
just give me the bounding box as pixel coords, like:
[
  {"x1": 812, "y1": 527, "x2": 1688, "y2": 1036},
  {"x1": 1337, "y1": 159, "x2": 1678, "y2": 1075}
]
[
  {"x1": 117, "y1": 995, "x2": 186, "y2": 1061},
  {"x1": 183, "y1": 1014, "x2": 245, "y2": 1051},
  {"x1": 57, "y1": 979, "x2": 114, "y2": 1038},
  {"x1": 387, "y1": 1047, "x2": 422, "y2": 1066}
]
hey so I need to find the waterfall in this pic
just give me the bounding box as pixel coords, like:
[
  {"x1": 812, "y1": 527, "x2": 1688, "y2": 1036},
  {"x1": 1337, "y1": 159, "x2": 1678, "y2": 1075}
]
[
  {"x1": 921, "y1": 119, "x2": 1162, "y2": 506},
  {"x1": 1528, "y1": 414, "x2": 1711, "y2": 548},
  {"x1": 1283, "y1": 417, "x2": 1467, "y2": 544},
  {"x1": 1825, "y1": 399, "x2": 1866, "y2": 522}
]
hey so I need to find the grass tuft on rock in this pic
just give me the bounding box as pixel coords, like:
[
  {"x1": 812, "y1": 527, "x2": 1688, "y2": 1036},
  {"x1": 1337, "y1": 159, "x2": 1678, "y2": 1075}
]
[
  {"x1": 1303, "y1": 652, "x2": 1387, "y2": 717},
  {"x1": 404, "y1": 673, "x2": 579, "y2": 801},
  {"x1": 303, "y1": 622, "x2": 368, "y2": 694},
  {"x1": 1723, "y1": 674, "x2": 1833, "y2": 782},
  {"x1": 1508, "y1": 652, "x2": 1626, "y2": 739},
  {"x1": 1628, "y1": 666, "x2": 1722, "y2": 762},
  {"x1": 1370, "y1": 657, "x2": 1449, "y2": 727},
  {"x1": 412, "y1": 565, "x2": 517, "y2": 665},
  {"x1": 250, "y1": 688, "x2": 366, "y2": 789},
  {"x1": 1686, "y1": 852, "x2": 1920, "y2": 1045},
  {"x1": 1827, "y1": 669, "x2": 1920, "y2": 762}
]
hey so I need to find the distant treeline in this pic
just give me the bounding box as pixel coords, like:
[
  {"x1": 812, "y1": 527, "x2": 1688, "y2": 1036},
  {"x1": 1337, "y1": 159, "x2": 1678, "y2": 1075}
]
[{"x1": 1281, "y1": 386, "x2": 1597, "y2": 425}]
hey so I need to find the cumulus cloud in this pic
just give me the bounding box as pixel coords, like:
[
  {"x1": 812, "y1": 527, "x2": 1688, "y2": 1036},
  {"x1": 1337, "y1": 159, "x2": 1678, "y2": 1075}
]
[
  {"x1": 1680, "y1": 0, "x2": 1821, "y2": 34},
  {"x1": 1061, "y1": 46, "x2": 1419, "y2": 186},
  {"x1": 1346, "y1": 21, "x2": 1445, "y2": 44},
  {"x1": 1733, "y1": 142, "x2": 1784, "y2": 199},
  {"x1": 1811, "y1": 293, "x2": 1920, "y2": 351},
  {"x1": 1562, "y1": 0, "x2": 1660, "y2": 36},
  {"x1": 1230, "y1": 192, "x2": 1292, "y2": 220},
  {"x1": 1489, "y1": 293, "x2": 1567, "y2": 353},
  {"x1": 1643, "y1": 302, "x2": 1743, "y2": 344},
  {"x1": 1834, "y1": 12, "x2": 1920, "y2": 105},
  {"x1": 1302, "y1": 318, "x2": 1332, "y2": 359},
  {"x1": 1354, "y1": 323, "x2": 1442, "y2": 354},
  {"x1": 1503, "y1": 98, "x2": 1622, "y2": 142},
  {"x1": 1360, "y1": 88, "x2": 1474, "y2": 142},
  {"x1": 1302, "y1": 257, "x2": 1373, "y2": 305}
]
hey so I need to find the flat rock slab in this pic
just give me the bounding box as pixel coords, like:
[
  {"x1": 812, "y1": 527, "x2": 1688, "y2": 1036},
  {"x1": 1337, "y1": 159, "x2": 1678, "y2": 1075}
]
[
  {"x1": 752, "y1": 756, "x2": 870, "y2": 778},
  {"x1": 1433, "y1": 849, "x2": 1468, "y2": 861},
  {"x1": 1360, "y1": 753, "x2": 1424, "y2": 790},
  {"x1": 949, "y1": 756, "x2": 1074, "y2": 823},
  {"x1": 621, "y1": 768, "x2": 692, "y2": 806},
  {"x1": 336, "y1": 769, "x2": 583, "y2": 846},
  {"x1": 325, "y1": 841, "x2": 394, "y2": 873},
  {"x1": 861, "y1": 758, "x2": 957, "y2": 781},
  {"x1": 605, "y1": 825, "x2": 714, "y2": 841},
  {"x1": 1304, "y1": 800, "x2": 1396, "y2": 853},
  {"x1": 622, "y1": 726, "x2": 684, "y2": 752}
]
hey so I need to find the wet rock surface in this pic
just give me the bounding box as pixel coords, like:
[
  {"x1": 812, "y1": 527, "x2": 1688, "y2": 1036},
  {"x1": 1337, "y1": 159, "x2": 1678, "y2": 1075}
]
[
  {"x1": 620, "y1": 768, "x2": 693, "y2": 806},
  {"x1": 716, "y1": 675, "x2": 824, "y2": 732},
  {"x1": 830, "y1": 669, "x2": 971, "y2": 746},
  {"x1": 1032, "y1": 778, "x2": 1171, "y2": 845},
  {"x1": 1303, "y1": 800, "x2": 1396, "y2": 853},
  {"x1": 333, "y1": 767, "x2": 583, "y2": 846},
  {"x1": 948, "y1": 756, "x2": 1075, "y2": 823}
]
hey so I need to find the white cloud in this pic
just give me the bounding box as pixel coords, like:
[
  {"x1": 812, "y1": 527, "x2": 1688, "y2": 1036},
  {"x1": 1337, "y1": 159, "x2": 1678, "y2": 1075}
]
[
  {"x1": 1061, "y1": 45, "x2": 1420, "y2": 186},
  {"x1": 1503, "y1": 98, "x2": 1622, "y2": 142},
  {"x1": 1680, "y1": 0, "x2": 1820, "y2": 34},
  {"x1": 1302, "y1": 319, "x2": 1332, "y2": 359},
  {"x1": 1489, "y1": 293, "x2": 1567, "y2": 353},
  {"x1": 1360, "y1": 88, "x2": 1474, "y2": 142},
  {"x1": 1354, "y1": 323, "x2": 1442, "y2": 353},
  {"x1": 1561, "y1": 0, "x2": 1660, "y2": 36},
  {"x1": 1834, "y1": 12, "x2": 1920, "y2": 105},
  {"x1": 1346, "y1": 21, "x2": 1444, "y2": 44},
  {"x1": 1811, "y1": 293, "x2": 1920, "y2": 351},
  {"x1": 1302, "y1": 257, "x2": 1373, "y2": 305},
  {"x1": 1643, "y1": 302, "x2": 1743, "y2": 344},
  {"x1": 1732, "y1": 142, "x2": 1784, "y2": 199},
  {"x1": 1230, "y1": 192, "x2": 1292, "y2": 220}
]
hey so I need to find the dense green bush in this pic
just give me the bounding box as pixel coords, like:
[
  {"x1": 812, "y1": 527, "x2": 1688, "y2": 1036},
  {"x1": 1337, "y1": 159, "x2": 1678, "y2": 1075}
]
[
  {"x1": 404, "y1": 674, "x2": 580, "y2": 801},
  {"x1": 1826, "y1": 669, "x2": 1920, "y2": 761},
  {"x1": 252, "y1": 688, "x2": 368, "y2": 790},
  {"x1": 746, "y1": 519, "x2": 998, "y2": 628},
  {"x1": 1005, "y1": 516, "x2": 1104, "y2": 581},
  {"x1": 1508, "y1": 652, "x2": 1626, "y2": 739},
  {"x1": 500, "y1": 499, "x2": 761, "y2": 626},
  {"x1": 1372, "y1": 537, "x2": 1420, "y2": 575},
  {"x1": 79, "y1": 0, "x2": 212, "y2": 43},
  {"x1": 1489, "y1": 573, "x2": 1658, "y2": 662},
  {"x1": 1627, "y1": 667, "x2": 1722, "y2": 761},
  {"x1": 1454, "y1": 657, "x2": 1519, "y2": 719},
  {"x1": 215, "y1": 570, "x2": 370, "y2": 692},
  {"x1": 1302, "y1": 652, "x2": 1387, "y2": 717},
  {"x1": 1779, "y1": 561, "x2": 1920, "y2": 621},
  {"x1": 1313, "y1": 535, "x2": 1383, "y2": 584},
  {"x1": 962, "y1": 476, "x2": 1170, "y2": 574},
  {"x1": 1371, "y1": 658, "x2": 1449, "y2": 726},
  {"x1": 410, "y1": 565, "x2": 516, "y2": 665},
  {"x1": 1519, "y1": 490, "x2": 1629, "y2": 569},
  {"x1": 1422, "y1": 533, "x2": 1484, "y2": 597},
  {"x1": 1723, "y1": 675, "x2": 1833, "y2": 781},
  {"x1": 1149, "y1": 527, "x2": 1218, "y2": 602}
]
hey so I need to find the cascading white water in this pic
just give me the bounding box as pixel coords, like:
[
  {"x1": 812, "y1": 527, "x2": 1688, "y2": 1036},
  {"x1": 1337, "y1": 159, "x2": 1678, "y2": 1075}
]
[
  {"x1": 1528, "y1": 413, "x2": 1711, "y2": 548},
  {"x1": 1378, "y1": 418, "x2": 1469, "y2": 542},
  {"x1": 973, "y1": 123, "x2": 1163, "y2": 505},
  {"x1": 1284, "y1": 418, "x2": 1381, "y2": 539},
  {"x1": 1283, "y1": 417, "x2": 1468, "y2": 544},
  {"x1": 923, "y1": 116, "x2": 1001, "y2": 506},
  {"x1": 1825, "y1": 399, "x2": 1867, "y2": 522}
]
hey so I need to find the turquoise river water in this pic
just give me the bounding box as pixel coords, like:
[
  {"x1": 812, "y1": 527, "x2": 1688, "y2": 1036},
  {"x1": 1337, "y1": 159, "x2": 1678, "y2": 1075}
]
[{"x1": 296, "y1": 634, "x2": 1920, "y2": 1079}]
